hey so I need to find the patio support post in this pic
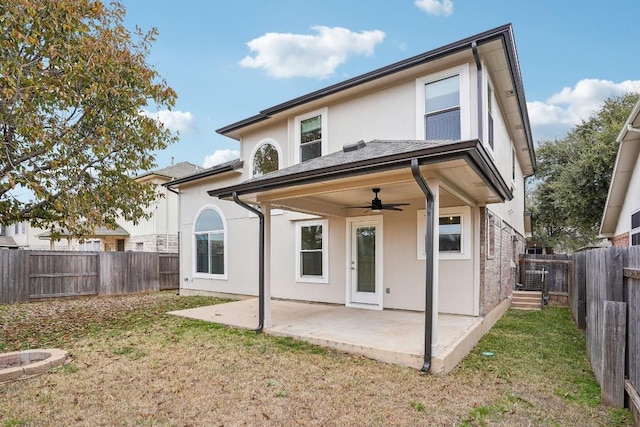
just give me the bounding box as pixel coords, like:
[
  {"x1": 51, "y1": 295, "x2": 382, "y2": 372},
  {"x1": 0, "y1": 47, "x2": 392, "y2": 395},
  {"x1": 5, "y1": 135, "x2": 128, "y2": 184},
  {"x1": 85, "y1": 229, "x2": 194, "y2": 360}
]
[
  {"x1": 411, "y1": 158, "x2": 435, "y2": 373},
  {"x1": 232, "y1": 192, "x2": 265, "y2": 333},
  {"x1": 261, "y1": 201, "x2": 272, "y2": 328}
]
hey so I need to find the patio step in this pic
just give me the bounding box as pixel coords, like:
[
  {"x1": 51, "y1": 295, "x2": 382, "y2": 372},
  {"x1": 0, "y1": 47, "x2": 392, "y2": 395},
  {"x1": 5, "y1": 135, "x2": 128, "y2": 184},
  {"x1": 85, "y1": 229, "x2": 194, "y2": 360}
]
[{"x1": 512, "y1": 291, "x2": 542, "y2": 310}]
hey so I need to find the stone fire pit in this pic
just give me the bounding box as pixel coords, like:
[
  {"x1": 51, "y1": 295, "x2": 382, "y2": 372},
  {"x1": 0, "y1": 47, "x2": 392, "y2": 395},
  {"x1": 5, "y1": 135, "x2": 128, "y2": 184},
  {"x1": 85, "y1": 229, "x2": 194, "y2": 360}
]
[{"x1": 0, "y1": 349, "x2": 69, "y2": 382}]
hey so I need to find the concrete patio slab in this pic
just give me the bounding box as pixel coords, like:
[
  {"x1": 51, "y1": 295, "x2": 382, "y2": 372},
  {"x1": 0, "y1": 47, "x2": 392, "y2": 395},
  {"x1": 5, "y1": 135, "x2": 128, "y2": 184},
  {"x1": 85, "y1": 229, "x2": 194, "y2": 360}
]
[{"x1": 169, "y1": 297, "x2": 511, "y2": 374}]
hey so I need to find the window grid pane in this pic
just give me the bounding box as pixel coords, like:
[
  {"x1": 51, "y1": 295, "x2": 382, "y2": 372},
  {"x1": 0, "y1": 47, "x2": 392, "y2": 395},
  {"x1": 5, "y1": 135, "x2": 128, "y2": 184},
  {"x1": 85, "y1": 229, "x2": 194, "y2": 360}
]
[
  {"x1": 425, "y1": 75, "x2": 459, "y2": 113},
  {"x1": 301, "y1": 251, "x2": 323, "y2": 276},
  {"x1": 253, "y1": 143, "x2": 279, "y2": 177}
]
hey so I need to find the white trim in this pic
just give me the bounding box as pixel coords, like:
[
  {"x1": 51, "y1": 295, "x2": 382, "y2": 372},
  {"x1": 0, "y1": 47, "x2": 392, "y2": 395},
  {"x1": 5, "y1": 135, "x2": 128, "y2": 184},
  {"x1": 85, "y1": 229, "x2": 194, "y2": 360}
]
[
  {"x1": 295, "y1": 219, "x2": 329, "y2": 283},
  {"x1": 417, "y1": 206, "x2": 471, "y2": 260},
  {"x1": 249, "y1": 138, "x2": 283, "y2": 178},
  {"x1": 346, "y1": 216, "x2": 383, "y2": 310},
  {"x1": 293, "y1": 107, "x2": 328, "y2": 165},
  {"x1": 415, "y1": 64, "x2": 470, "y2": 140},
  {"x1": 192, "y1": 204, "x2": 228, "y2": 280}
]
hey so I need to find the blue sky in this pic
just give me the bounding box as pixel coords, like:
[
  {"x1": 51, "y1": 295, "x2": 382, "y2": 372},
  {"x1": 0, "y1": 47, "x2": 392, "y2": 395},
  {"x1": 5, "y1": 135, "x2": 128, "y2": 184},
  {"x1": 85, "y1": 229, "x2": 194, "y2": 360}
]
[{"x1": 121, "y1": 0, "x2": 640, "y2": 169}]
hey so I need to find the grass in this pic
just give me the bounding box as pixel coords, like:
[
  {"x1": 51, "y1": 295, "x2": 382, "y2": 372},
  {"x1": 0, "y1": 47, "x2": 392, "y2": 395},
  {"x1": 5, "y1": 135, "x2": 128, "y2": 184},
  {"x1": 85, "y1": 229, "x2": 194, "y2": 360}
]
[{"x1": 0, "y1": 292, "x2": 634, "y2": 426}]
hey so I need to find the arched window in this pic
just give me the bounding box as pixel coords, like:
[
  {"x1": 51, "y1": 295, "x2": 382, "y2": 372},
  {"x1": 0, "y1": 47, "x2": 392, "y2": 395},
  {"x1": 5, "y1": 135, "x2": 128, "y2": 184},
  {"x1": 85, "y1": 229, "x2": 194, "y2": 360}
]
[
  {"x1": 252, "y1": 141, "x2": 280, "y2": 177},
  {"x1": 194, "y1": 207, "x2": 226, "y2": 276}
]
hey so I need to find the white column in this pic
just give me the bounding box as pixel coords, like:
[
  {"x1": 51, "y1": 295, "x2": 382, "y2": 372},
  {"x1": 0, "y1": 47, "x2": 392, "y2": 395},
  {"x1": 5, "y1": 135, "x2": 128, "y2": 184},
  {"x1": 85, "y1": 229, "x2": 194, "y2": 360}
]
[{"x1": 262, "y1": 202, "x2": 273, "y2": 328}]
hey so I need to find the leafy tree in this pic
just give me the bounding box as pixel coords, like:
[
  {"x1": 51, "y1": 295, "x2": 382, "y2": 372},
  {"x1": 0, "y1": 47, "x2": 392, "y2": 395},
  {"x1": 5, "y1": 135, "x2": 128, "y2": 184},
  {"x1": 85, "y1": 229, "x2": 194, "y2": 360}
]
[
  {"x1": 530, "y1": 93, "x2": 639, "y2": 251},
  {"x1": 0, "y1": 0, "x2": 177, "y2": 238}
]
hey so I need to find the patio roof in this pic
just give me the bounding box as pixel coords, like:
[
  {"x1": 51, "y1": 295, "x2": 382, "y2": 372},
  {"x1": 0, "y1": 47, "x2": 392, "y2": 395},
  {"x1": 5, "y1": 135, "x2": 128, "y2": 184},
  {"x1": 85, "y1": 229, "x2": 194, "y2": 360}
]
[{"x1": 207, "y1": 139, "x2": 513, "y2": 205}]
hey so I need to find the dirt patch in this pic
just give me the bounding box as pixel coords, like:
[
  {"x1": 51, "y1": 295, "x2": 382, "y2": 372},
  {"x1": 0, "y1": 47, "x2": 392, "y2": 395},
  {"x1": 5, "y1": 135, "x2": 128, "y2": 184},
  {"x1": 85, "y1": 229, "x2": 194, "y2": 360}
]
[{"x1": 0, "y1": 292, "x2": 632, "y2": 426}]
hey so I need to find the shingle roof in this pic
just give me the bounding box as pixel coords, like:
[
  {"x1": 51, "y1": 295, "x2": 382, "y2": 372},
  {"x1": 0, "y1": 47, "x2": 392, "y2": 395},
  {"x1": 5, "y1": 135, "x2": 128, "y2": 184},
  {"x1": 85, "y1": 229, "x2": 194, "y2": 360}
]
[
  {"x1": 164, "y1": 158, "x2": 244, "y2": 187},
  {"x1": 208, "y1": 139, "x2": 512, "y2": 202},
  {"x1": 137, "y1": 161, "x2": 203, "y2": 180},
  {"x1": 36, "y1": 225, "x2": 130, "y2": 239},
  {"x1": 0, "y1": 236, "x2": 18, "y2": 248}
]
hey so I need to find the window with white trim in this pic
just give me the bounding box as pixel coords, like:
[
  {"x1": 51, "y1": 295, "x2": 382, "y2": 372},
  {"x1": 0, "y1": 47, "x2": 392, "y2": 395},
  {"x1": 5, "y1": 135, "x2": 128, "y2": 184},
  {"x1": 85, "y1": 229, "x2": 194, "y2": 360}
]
[
  {"x1": 251, "y1": 140, "x2": 281, "y2": 177},
  {"x1": 486, "y1": 210, "x2": 496, "y2": 259},
  {"x1": 416, "y1": 65, "x2": 469, "y2": 142},
  {"x1": 632, "y1": 210, "x2": 640, "y2": 246},
  {"x1": 194, "y1": 207, "x2": 227, "y2": 277},
  {"x1": 295, "y1": 220, "x2": 328, "y2": 282},
  {"x1": 417, "y1": 206, "x2": 471, "y2": 260},
  {"x1": 425, "y1": 75, "x2": 460, "y2": 141},
  {"x1": 294, "y1": 108, "x2": 327, "y2": 164}
]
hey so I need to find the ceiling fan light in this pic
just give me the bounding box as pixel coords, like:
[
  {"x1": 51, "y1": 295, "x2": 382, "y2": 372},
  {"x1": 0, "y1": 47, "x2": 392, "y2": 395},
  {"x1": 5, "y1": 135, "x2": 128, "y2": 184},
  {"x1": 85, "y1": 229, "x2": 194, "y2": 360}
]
[{"x1": 372, "y1": 208, "x2": 382, "y2": 213}]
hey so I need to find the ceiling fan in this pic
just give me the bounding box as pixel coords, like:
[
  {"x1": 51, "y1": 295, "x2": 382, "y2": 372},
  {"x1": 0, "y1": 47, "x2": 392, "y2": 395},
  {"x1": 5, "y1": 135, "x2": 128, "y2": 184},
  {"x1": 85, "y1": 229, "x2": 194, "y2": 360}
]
[{"x1": 345, "y1": 188, "x2": 410, "y2": 212}]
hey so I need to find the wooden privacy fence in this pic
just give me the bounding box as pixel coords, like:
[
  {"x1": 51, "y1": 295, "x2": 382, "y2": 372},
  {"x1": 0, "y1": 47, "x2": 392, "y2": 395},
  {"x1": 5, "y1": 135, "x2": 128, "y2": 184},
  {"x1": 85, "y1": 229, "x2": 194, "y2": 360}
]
[
  {"x1": 519, "y1": 253, "x2": 572, "y2": 305},
  {"x1": 0, "y1": 250, "x2": 179, "y2": 305},
  {"x1": 571, "y1": 247, "x2": 640, "y2": 418}
]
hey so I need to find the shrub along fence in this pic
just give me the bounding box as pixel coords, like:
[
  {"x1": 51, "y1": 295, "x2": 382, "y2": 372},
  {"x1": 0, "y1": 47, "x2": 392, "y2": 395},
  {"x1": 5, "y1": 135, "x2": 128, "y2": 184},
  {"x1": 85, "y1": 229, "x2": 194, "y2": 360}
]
[
  {"x1": 571, "y1": 246, "x2": 640, "y2": 420},
  {"x1": 0, "y1": 250, "x2": 179, "y2": 305}
]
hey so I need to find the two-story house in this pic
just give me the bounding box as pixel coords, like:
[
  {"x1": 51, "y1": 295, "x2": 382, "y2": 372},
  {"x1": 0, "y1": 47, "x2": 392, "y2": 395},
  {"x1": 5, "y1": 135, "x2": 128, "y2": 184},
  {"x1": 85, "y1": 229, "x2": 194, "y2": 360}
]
[{"x1": 168, "y1": 24, "x2": 536, "y2": 372}]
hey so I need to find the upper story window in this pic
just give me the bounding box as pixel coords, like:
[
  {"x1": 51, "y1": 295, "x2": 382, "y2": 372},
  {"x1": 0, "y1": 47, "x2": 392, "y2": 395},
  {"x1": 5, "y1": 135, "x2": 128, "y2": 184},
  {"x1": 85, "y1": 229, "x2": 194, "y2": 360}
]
[
  {"x1": 416, "y1": 65, "x2": 469, "y2": 142},
  {"x1": 251, "y1": 139, "x2": 281, "y2": 177},
  {"x1": 487, "y1": 82, "x2": 494, "y2": 149},
  {"x1": 294, "y1": 108, "x2": 328, "y2": 164},
  {"x1": 425, "y1": 75, "x2": 460, "y2": 141},
  {"x1": 194, "y1": 206, "x2": 227, "y2": 278}
]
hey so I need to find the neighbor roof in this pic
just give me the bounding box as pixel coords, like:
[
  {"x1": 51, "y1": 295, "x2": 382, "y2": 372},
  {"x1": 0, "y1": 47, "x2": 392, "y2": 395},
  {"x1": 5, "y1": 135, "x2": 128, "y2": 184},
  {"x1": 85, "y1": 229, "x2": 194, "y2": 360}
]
[
  {"x1": 164, "y1": 158, "x2": 244, "y2": 188},
  {"x1": 0, "y1": 236, "x2": 18, "y2": 248},
  {"x1": 208, "y1": 139, "x2": 512, "y2": 202},
  {"x1": 37, "y1": 225, "x2": 130, "y2": 239},
  {"x1": 136, "y1": 161, "x2": 203, "y2": 180},
  {"x1": 599, "y1": 99, "x2": 640, "y2": 236}
]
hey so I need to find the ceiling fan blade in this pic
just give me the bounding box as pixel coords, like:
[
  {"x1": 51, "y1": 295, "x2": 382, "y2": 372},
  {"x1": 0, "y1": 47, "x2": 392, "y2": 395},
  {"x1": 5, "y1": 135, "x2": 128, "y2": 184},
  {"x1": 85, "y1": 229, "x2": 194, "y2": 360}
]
[
  {"x1": 383, "y1": 207, "x2": 404, "y2": 211},
  {"x1": 381, "y1": 203, "x2": 410, "y2": 208}
]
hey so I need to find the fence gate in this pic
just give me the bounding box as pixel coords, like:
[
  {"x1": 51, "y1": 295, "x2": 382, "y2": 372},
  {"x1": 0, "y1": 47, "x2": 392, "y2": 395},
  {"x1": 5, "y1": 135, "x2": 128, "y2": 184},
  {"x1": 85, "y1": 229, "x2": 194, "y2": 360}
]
[{"x1": 519, "y1": 254, "x2": 572, "y2": 305}]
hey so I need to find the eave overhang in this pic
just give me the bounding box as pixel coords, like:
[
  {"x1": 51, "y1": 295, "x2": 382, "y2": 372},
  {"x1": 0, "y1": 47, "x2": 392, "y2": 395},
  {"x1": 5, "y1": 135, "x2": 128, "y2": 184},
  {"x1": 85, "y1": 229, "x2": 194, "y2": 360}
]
[
  {"x1": 599, "y1": 99, "x2": 640, "y2": 237},
  {"x1": 208, "y1": 139, "x2": 512, "y2": 204},
  {"x1": 215, "y1": 24, "x2": 535, "y2": 175}
]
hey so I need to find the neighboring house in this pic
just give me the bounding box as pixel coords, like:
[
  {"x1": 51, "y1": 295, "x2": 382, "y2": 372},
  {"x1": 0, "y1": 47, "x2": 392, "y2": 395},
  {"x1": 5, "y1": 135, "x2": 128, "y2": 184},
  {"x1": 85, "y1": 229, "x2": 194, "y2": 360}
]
[
  {"x1": 117, "y1": 161, "x2": 202, "y2": 252},
  {"x1": 4, "y1": 161, "x2": 201, "y2": 252},
  {"x1": 600, "y1": 99, "x2": 640, "y2": 246},
  {"x1": 168, "y1": 25, "x2": 535, "y2": 365}
]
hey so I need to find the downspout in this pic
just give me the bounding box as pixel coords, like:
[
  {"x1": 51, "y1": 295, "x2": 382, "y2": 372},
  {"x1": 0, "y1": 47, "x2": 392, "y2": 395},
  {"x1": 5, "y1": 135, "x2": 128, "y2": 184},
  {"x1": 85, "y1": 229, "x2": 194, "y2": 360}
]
[
  {"x1": 232, "y1": 192, "x2": 265, "y2": 333},
  {"x1": 411, "y1": 158, "x2": 434, "y2": 373},
  {"x1": 472, "y1": 41, "x2": 483, "y2": 142}
]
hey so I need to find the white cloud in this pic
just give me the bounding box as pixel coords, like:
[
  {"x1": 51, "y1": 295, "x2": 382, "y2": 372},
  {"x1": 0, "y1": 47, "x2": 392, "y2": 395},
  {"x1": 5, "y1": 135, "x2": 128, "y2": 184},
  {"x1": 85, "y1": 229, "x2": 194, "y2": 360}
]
[
  {"x1": 527, "y1": 79, "x2": 640, "y2": 141},
  {"x1": 141, "y1": 110, "x2": 195, "y2": 133},
  {"x1": 203, "y1": 149, "x2": 239, "y2": 168},
  {"x1": 415, "y1": 0, "x2": 453, "y2": 16},
  {"x1": 239, "y1": 26, "x2": 385, "y2": 79}
]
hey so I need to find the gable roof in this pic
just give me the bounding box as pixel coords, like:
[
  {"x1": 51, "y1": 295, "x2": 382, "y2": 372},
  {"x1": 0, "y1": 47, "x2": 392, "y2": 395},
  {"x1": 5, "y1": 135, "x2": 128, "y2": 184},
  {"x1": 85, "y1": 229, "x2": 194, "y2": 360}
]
[
  {"x1": 0, "y1": 236, "x2": 18, "y2": 248},
  {"x1": 164, "y1": 158, "x2": 244, "y2": 188},
  {"x1": 216, "y1": 24, "x2": 535, "y2": 175},
  {"x1": 136, "y1": 161, "x2": 203, "y2": 181},
  {"x1": 208, "y1": 139, "x2": 512, "y2": 202},
  {"x1": 599, "y1": 99, "x2": 640, "y2": 236}
]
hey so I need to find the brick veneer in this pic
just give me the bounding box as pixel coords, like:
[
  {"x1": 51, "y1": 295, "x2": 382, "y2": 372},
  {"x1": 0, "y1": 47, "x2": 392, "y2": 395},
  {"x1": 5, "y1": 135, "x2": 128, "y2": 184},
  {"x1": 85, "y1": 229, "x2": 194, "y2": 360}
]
[
  {"x1": 479, "y1": 207, "x2": 526, "y2": 316},
  {"x1": 611, "y1": 232, "x2": 629, "y2": 247}
]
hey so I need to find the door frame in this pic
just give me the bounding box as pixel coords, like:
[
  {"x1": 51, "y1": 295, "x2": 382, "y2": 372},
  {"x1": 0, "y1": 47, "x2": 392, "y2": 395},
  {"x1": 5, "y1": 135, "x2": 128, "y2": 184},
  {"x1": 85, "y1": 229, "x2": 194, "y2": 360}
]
[{"x1": 345, "y1": 216, "x2": 383, "y2": 310}]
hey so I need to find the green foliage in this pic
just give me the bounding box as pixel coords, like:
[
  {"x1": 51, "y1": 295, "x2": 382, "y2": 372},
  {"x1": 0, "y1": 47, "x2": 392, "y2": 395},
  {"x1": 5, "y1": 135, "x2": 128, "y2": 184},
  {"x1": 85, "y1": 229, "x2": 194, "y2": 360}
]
[
  {"x1": 0, "y1": 0, "x2": 177, "y2": 237},
  {"x1": 530, "y1": 93, "x2": 639, "y2": 251}
]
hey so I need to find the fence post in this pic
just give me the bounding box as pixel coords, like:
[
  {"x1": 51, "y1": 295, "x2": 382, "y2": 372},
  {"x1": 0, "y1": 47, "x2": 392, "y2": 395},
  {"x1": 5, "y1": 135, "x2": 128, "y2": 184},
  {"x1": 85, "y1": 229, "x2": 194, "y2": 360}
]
[{"x1": 601, "y1": 300, "x2": 627, "y2": 407}]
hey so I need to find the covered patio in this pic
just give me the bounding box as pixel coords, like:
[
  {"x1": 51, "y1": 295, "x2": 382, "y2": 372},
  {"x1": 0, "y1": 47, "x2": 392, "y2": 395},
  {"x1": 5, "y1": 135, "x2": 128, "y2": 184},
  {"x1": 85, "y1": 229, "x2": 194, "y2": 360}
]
[{"x1": 170, "y1": 297, "x2": 511, "y2": 374}]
